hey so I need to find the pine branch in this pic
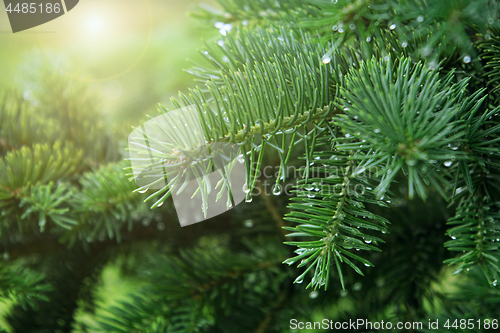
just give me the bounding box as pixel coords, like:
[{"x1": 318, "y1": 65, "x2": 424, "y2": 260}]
[
  {"x1": 129, "y1": 28, "x2": 340, "y2": 209},
  {"x1": 283, "y1": 135, "x2": 390, "y2": 290},
  {"x1": 335, "y1": 57, "x2": 470, "y2": 200},
  {"x1": 0, "y1": 263, "x2": 51, "y2": 311}
]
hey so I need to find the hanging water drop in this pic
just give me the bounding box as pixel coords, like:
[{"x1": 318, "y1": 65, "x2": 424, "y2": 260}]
[
  {"x1": 366, "y1": 36, "x2": 372, "y2": 42},
  {"x1": 309, "y1": 291, "x2": 319, "y2": 299},
  {"x1": 444, "y1": 161, "x2": 453, "y2": 167},
  {"x1": 374, "y1": 129, "x2": 380, "y2": 134},
  {"x1": 417, "y1": 15, "x2": 424, "y2": 22},
  {"x1": 242, "y1": 183, "x2": 251, "y2": 193},
  {"x1": 401, "y1": 41, "x2": 408, "y2": 48},
  {"x1": 389, "y1": 24, "x2": 397, "y2": 30},
  {"x1": 463, "y1": 55, "x2": 471, "y2": 64},
  {"x1": 245, "y1": 196, "x2": 253, "y2": 203},
  {"x1": 272, "y1": 184, "x2": 282, "y2": 196},
  {"x1": 322, "y1": 56, "x2": 332, "y2": 64}
]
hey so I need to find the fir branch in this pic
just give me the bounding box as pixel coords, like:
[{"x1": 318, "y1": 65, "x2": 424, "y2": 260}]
[{"x1": 283, "y1": 135, "x2": 390, "y2": 290}]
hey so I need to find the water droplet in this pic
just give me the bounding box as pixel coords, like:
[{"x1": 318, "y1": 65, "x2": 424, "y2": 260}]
[
  {"x1": 157, "y1": 222, "x2": 166, "y2": 231},
  {"x1": 488, "y1": 18, "x2": 494, "y2": 25},
  {"x1": 366, "y1": 36, "x2": 372, "y2": 42},
  {"x1": 309, "y1": 291, "x2": 319, "y2": 299},
  {"x1": 222, "y1": 56, "x2": 230, "y2": 63},
  {"x1": 417, "y1": 15, "x2": 424, "y2": 22},
  {"x1": 322, "y1": 56, "x2": 332, "y2": 64},
  {"x1": 463, "y1": 55, "x2": 471, "y2": 64},
  {"x1": 444, "y1": 161, "x2": 453, "y2": 167},
  {"x1": 353, "y1": 282, "x2": 362, "y2": 291},
  {"x1": 374, "y1": 129, "x2": 380, "y2": 134},
  {"x1": 350, "y1": 23, "x2": 355, "y2": 30},
  {"x1": 242, "y1": 183, "x2": 251, "y2": 193},
  {"x1": 389, "y1": 24, "x2": 397, "y2": 30},
  {"x1": 451, "y1": 236, "x2": 457, "y2": 240},
  {"x1": 384, "y1": 56, "x2": 390, "y2": 61},
  {"x1": 345, "y1": 133, "x2": 351, "y2": 138},
  {"x1": 364, "y1": 263, "x2": 370, "y2": 267},
  {"x1": 364, "y1": 239, "x2": 372, "y2": 244},
  {"x1": 245, "y1": 196, "x2": 253, "y2": 203},
  {"x1": 332, "y1": 24, "x2": 338, "y2": 31},
  {"x1": 244, "y1": 219, "x2": 254, "y2": 228},
  {"x1": 401, "y1": 41, "x2": 408, "y2": 48},
  {"x1": 421, "y1": 47, "x2": 431, "y2": 56},
  {"x1": 272, "y1": 184, "x2": 282, "y2": 195},
  {"x1": 338, "y1": 28, "x2": 344, "y2": 33},
  {"x1": 340, "y1": 290, "x2": 349, "y2": 297},
  {"x1": 214, "y1": 22, "x2": 224, "y2": 29},
  {"x1": 217, "y1": 40, "x2": 224, "y2": 47},
  {"x1": 138, "y1": 188, "x2": 149, "y2": 194},
  {"x1": 493, "y1": 280, "x2": 498, "y2": 286}
]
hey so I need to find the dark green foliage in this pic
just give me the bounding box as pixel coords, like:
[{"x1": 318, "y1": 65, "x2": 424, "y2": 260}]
[{"x1": 1, "y1": 0, "x2": 500, "y2": 331}]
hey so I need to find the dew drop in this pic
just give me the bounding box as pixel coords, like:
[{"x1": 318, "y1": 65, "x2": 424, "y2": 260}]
[
  {"x1": 444, "y1": 161, "x2": 453, "y2": 167},
  {"x1": 245, "y1": 196, "x2": 253, "y2": 203},
  {"x1": 322, "y1": 56, "x2": 332, "y2": 64},
  {"x1": 463, "y1": 55, "x2": 471, "y2": 64},
  {"x1": 138, "y1": 188, "x2": 149, "y2": 194},
  {"x1": 214, "y1": 22, "x2": 225, "y2": 29},
  {"x1": 340, "y1": 290, "x2": 349, "y2": 297},
  {"x1": 242, "y1": 183, "x2": 251, "y2": 193},
  {"x1": 401, "y1": 41, "x2": 408, "y2": 48},
  {"x1": 366, "y1": 36, "x2": 372, "y2": 42},
  {"x1": 338, "y1": 28, "x2": 344, "y2": 33},
  {"x1": 309, "y1": 291, "x2": 319, "y2": 299},
  {"x1": 272, "y1": 184, "x2": 282, "y2": 195},
  {"x1": 244, "y1": 219, "x2": 254, "y2": 228},
  {"x1": 389, "y1": 24, "x2": 397, "y2": 30},
  {"x1": 417, "y1": 15, "x2": 424, "y2": 22},
  {"x1": 364, "y1": 239, "x2": 372, "y2": 244},
  {"x1": 374, "y1": 129, "x2": 380, "y2": 134},
  {"x1": 353, "y1": 282, "x2": 362, "y2": 291}
]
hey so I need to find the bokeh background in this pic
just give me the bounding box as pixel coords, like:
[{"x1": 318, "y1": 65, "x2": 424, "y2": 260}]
[{"x1": 0, "y1": 0, "x2": 219, "y2": 330}]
